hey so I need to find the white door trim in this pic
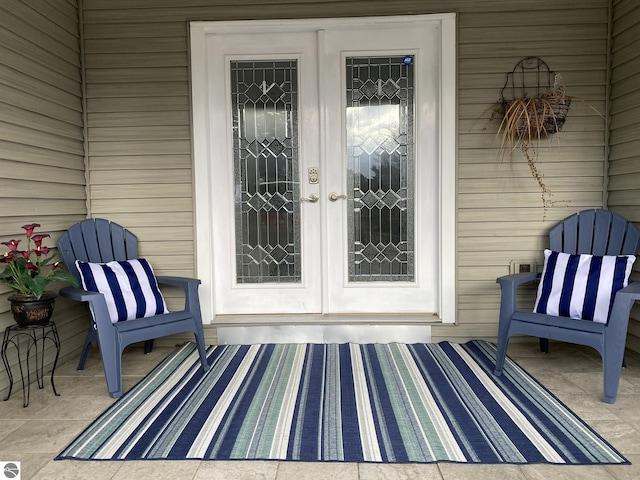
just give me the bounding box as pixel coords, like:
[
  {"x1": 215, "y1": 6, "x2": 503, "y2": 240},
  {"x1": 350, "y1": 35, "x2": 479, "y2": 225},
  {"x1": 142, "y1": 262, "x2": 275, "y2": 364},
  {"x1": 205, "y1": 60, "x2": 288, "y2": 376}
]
[{"x1": 190, "y1": 14, "x2": 457, "y2": 325}]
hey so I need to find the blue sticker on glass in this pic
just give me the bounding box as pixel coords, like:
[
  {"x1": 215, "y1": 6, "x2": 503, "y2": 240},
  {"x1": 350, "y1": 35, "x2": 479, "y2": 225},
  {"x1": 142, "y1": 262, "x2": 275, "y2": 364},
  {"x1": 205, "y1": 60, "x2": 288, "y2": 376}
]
[{"x1": 403, "y1": 55, "x2": 413, "y2": 66}]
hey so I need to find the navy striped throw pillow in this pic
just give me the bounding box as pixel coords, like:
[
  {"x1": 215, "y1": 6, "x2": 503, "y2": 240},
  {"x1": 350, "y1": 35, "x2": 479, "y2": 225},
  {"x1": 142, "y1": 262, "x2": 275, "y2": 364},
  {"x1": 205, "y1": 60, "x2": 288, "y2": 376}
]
[
  {"x1": 534, "y1": 249, "x2": 636, "y2": 324},
  {"x1": 76, "y1": 258, "x2": 169, "y2": 323}
]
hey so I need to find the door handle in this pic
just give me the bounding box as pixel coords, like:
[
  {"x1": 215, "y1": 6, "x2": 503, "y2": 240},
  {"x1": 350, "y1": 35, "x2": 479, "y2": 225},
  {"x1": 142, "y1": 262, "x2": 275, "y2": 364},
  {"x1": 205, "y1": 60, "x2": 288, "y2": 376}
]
[
  {"x1": 328, "y1": 192, "x2": 347, "y2": 202},
  {"x1": 300, "y1": 193, "x2": 319, "y2": 203}
]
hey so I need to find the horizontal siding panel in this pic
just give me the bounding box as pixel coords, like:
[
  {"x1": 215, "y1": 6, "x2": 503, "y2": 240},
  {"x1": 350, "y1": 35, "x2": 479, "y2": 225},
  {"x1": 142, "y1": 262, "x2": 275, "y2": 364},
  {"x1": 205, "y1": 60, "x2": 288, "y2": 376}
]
[
  {"x1": 609, "y1": 157, "x2": 640, "y2": 176},
  {"x1": 607, "y1": 190, "x2": 640, "y2": 205},
  {"x1": 0, "y1": 30, "x2": 79, "y2": 80},
  {"x1": 85, "y1": 37, "x2": 187, "y2": 53},
  {"x1": 20, "y1": 0, "x2": 80, "y2": 36},
  {"x1": 460, "y1": 40, "x2": 606, "y2": 58},
  {"x1": 1, "y1": 198, "x2": 86, "y2": 216},
  {"x1": 85, "y1": 52, "x2": 187, "y2": 69},
  {"x1": 86, "y1": 96, "x2": 188, "y2": 112},
  {"x1": 0, "y1": 103, "x2": 83, "y2": 140},
  {"x1": 88, "y1": 111, "x2": 190, "y2": 127},
  {"x1": 97, "y1": 212, "x2": 194, "y2": 228},
  {"x1": 459, "y1": 132, "x2": 605, "y2": 149},
  {"x1": 459, "y1": 8, "x2": 606, "y2": 27},
  {"x1": 0, "y1": 62, "x2": 78, "y2": 102},
  {"x1": 0, "y1": 159, "x2": 85, "y2": 185},
  {"x1": 83, "y1": 22, "x2": 188, "y2": 39},
  {"x1": 608, "y1": 172, "x2": 640, "y2": 191},
  {"x1": 87, "y1": 81, "x2": 189, "y2": 98},
  {"x1": 90, "y1": 184, "x2": 192, "y2": 199},
  {"x1": 610, "y1": 54, "x2": 640, "y2": 82},
  {"x1": 91, "y1": 169, "x2": 192, "y2": 184},
  {"x1": 0, "y1": 121, "x2": 84, "y2": 154},
  {"x1": 90, "y1": 197, "x2": 194, "y2": 213},
  {"x1": 459, "y1": 147, "x2": 605, "y2": 164},
  {"x1": 88, "y1": 139, "x2": 191, "y2": 156},
  {"x1": 0, "y1": 4, "x2": 78, "y2": 46},
  {"x1": 609, "y1": 138, "x2": 640, "y2": 161},
  {"x1": 88, "y1": 125, "x2": 190, "y2": 141},
  {"x1": 0, "y1": 179, "x2": 85, "y2": 199},
  {"x1": 458, "y1": 206, "x2": 580, "y2": 223},
  {"x1": 459, "y1": 177, "x2": 603, "y2": 194},
  {"x1": 88, "y1": 154, "x2": 191, "y2": 169},
  {"x1": 0, "y1": 140, "x2": 83, "y2": 169},
  {"x1": 459, "y1": 161, "x2": 604, "y2": 178},
  {"x1": 85, "y1": 67, "x2": 188, "y2": 84}
]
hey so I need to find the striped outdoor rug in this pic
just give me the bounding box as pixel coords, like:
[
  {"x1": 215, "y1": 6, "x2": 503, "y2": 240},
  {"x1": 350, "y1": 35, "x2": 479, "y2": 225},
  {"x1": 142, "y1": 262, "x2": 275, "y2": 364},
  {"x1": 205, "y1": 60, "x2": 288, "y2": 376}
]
[{"x1": 56, "y1": 340, "x2": 628, "y2": 464}]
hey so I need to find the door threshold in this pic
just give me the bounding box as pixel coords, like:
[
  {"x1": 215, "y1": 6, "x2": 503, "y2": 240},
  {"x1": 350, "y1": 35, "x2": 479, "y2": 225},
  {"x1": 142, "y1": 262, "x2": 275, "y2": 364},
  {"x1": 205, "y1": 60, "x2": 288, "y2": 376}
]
[{"x1": 212, "y1": 313, "x2": 441, "y2": 344}]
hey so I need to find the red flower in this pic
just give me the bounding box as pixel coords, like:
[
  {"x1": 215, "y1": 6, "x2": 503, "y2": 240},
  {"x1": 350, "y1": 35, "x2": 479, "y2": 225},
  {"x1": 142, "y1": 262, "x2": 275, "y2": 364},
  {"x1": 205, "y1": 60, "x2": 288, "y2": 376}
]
[
  {"x1": 21, "y1": 223, "x2": 41, "y2": 238},
  {"x1": 20, "y1": 250, "x2": 30, "y2": 260},
  {"x1": 2, "y1": 251, "x2": 15, "y2": 263},
  {"x1": 25, "y1": 261, "x2": 39, "y2": 273},
  {"x1": 31, "y1": 234, "x2": 50, "y2": 248},
  {"x1": 1, "y1": 240, "x2": 20, "y2": 251},
  {"x1": 35, "y1": 246, "x2": 51, "y2": 257}
]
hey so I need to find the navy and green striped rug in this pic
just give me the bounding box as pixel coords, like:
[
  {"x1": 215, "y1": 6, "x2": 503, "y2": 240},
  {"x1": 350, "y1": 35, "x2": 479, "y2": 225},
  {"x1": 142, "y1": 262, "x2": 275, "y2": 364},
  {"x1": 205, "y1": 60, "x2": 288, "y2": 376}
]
[{"x1": 56, "y1": 340, "x2": 628, "y2": 464}]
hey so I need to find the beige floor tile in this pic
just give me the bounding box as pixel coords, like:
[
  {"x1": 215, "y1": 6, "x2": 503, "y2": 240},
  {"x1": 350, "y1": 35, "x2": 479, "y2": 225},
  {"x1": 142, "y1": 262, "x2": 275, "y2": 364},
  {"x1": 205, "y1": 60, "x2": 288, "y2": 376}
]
[
  {"x1": 358, "y1": 462, "x2": 443, "y2": 479},
  {"x1": 520, "y1": 464, "x2": 617, "y2": 480},
  {"x1": 195, "y1": 460, "x2": 279, "y2": 479},
  {"x1": 437, "y1": 463, "x2": 528, "y2": 480},
  {"x1": 605, "y1": 453, "x2": 640, "y2": 480},
  {"x1": 114, "y1": 460, "x2": 201, "y2": 479},
  {"x1": 588, "y1": 419, "x2": 640, "y2": 455},
  {"x1": 276, "y1": 461, "x2": 358, "y2": 480},
  {"x1": 31, "y1": 460, "x2": 122, "y2": 480}
]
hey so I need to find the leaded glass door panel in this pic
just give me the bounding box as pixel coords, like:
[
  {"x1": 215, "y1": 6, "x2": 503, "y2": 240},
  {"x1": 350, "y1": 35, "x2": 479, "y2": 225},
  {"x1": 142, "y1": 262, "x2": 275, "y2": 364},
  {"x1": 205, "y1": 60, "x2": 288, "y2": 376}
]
[
  {"x1": 205, "y1": 32, "x2": 322, "y2": 314},
  {"x1": 323, "y1": 25, "x2": 440, "y2": 313}
]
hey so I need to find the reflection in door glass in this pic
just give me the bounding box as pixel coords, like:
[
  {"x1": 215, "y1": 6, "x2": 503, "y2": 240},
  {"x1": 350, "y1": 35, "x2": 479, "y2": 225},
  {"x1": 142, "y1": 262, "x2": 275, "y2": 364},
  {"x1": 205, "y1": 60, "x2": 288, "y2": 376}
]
[
  {"x1": 230, "y1": 60, "x2": 301, "y2": 283},
  {"x1": 346, "y1": 56, "x2": 415, "y2": 282}
]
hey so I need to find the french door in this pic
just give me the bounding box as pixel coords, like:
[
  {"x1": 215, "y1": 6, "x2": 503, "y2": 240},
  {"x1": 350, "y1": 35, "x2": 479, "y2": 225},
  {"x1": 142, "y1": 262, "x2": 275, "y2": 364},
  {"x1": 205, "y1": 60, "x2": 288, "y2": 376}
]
[{"x1": 190, "y1": 15, "x2": 456, "y2": 321}]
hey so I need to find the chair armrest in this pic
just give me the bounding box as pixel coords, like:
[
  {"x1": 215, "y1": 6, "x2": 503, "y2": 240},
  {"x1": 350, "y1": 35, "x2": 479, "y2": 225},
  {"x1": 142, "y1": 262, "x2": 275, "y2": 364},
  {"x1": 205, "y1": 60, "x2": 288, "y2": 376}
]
[
  {"x1": 58, "y1": 286, "x2": 112, "y2": 331},
  {"x1": 156, "y1": 276, "x2": 202, "y2": 318},
  {"x1": 496, "y1": 272, "x2": 541, "y2": 326},
  {"x1": 496, "y1": 271, "x2": 540, "y2": 288},
  {"x1": 616, "y1": 280, "x2": 640, "y2": 299},
  {"x1": 59, "y1": 286, "x2": 106, "y2": 303},
  {"x1": 156, "y1": 276, "x2": 201, "y2": 289}
]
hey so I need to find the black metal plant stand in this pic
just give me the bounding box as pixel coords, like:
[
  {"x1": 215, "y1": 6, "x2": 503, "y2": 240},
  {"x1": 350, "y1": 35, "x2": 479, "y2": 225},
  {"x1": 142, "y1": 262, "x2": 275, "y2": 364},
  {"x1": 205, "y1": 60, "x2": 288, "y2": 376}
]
[{"x1": 1, "y1": 321, "x2": 61, "y2": 407}]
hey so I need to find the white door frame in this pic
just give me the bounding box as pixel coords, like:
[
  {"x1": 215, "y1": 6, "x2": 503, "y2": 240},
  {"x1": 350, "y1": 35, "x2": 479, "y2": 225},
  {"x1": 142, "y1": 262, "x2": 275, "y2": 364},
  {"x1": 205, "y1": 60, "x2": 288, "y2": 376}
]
[{"x1": 190, "y1": 14, "x2": 457, "y2": 325}]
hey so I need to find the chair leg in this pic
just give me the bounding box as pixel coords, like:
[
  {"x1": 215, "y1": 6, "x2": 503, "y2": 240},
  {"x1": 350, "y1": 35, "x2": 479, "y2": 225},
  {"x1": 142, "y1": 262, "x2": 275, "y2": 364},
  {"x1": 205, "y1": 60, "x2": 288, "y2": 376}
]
[
  {"x1": 77, "y1": 328, "x2": 98, "y2": 370},
  {"x1": 144, "y1": 339, "x2": 154, "y2": 354},
  {"x1": 539, "y1": 338, "x2": 549, "y2": 354}
]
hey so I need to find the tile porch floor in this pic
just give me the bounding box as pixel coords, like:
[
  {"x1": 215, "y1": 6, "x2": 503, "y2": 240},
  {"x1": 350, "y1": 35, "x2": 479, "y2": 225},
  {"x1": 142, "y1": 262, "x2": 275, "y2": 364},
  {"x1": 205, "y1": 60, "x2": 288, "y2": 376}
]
[{"x1": 1, "y1": 340, "x2": 639, "y2": 480}]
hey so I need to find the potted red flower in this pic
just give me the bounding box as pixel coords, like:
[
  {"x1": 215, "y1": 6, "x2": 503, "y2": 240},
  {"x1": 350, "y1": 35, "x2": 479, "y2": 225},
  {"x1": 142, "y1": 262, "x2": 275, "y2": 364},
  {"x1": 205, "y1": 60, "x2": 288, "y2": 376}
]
[{"x1": 1, "y1": 223, "x2": 78, "y2": 326}]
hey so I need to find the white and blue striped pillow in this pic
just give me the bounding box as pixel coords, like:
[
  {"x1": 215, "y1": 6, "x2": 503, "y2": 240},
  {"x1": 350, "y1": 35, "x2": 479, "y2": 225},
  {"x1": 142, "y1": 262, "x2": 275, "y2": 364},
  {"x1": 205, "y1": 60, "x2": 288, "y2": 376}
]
[
  {"x1": 534, "y1": 249, "x2": 636, "y2": 324},
  {"x1": 76, "y1": 258, "x2": 169, "y2": 324}
]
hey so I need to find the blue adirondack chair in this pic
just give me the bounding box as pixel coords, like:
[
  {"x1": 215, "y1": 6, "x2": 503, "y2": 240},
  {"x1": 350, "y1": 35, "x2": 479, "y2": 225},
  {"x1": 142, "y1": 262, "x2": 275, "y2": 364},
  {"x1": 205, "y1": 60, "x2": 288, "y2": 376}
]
[
  {"x1": 57, "y1": 218, "x2": 210, "y2": 398},
  {"x1": 493, "y1": 209, "x2": 640, "y2": 403}
]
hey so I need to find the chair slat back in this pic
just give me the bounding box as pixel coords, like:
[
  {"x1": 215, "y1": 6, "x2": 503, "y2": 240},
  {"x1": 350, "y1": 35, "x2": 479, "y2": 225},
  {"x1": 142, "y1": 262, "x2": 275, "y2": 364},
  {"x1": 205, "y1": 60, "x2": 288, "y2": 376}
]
[
  {"x1": 57, "y1": 219, "x2": 139, "y2": 280},
  {"x1": 548, "y1": 209, "x2": 640, "y2": 256}
]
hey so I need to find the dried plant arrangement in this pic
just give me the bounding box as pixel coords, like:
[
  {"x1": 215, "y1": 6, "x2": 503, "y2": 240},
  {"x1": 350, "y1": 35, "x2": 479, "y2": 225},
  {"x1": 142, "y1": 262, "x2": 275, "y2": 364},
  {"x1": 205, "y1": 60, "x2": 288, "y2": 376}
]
[{"x1": 494, "y1": 58, "x2": 573, "y2": 217}]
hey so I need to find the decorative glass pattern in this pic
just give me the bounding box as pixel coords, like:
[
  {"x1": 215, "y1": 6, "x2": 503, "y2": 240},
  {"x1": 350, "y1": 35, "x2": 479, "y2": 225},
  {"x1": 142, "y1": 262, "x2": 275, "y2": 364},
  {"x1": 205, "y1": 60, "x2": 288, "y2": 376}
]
[
  {"x1": 230, "y1": 60, "x2": 301, "y2": 283},
  {"x1": 346, "y1": 56, "x2": 415, "y2": 282}
]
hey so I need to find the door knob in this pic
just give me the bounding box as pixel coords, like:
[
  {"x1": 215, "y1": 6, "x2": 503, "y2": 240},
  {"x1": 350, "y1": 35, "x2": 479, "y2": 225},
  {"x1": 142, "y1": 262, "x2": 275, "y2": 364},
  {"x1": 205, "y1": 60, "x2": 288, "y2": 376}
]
[
  {"x1": 328, "y1": 192, "x2": 347, "y2": 202},
  {"x1": 300, "y1": 193, "x2": 319, "y2": 203}
]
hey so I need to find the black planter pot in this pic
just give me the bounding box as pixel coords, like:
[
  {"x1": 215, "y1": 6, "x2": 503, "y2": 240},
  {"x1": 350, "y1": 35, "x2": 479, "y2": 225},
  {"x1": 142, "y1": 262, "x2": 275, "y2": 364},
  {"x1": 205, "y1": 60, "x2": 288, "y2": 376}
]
[{"x1": 8, "y1": 292, "x2": 57, "y2": 327}]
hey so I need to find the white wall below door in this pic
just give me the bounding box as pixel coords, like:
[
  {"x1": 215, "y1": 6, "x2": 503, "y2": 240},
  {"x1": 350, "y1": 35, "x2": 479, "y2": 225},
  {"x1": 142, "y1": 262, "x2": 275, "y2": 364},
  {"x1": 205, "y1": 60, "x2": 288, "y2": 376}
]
[{"x1": 217, "y1": 324, "x2": 432, "y2": 344}]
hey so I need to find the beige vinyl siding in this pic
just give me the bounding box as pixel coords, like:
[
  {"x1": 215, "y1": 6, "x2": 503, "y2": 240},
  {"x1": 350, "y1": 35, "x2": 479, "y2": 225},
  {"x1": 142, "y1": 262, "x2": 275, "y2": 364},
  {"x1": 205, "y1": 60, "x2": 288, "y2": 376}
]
[
  {"x1": 0, "y1": 0, "x2": 85, "y2": 396},
  {"x1": 609, "y1": 0, "x2": 640, "y2": 353},
  {"x1": 79, "y1": 0, "x2": 610, "y2": 344}
]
